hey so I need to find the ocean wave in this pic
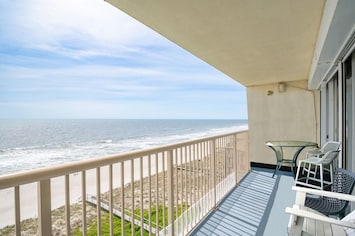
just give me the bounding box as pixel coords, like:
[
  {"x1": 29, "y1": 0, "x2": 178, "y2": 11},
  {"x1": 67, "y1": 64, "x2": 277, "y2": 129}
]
[
  {"x1": 96, "y1": 139, "x2": 113, "y2": 144},
  {"x1": 0, "y1": 120, "x2": 248, "y2": 175}
]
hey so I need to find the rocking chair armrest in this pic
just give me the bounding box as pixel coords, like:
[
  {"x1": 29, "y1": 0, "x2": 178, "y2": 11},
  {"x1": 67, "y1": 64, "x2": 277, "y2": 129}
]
[
  {"x1": 286, "y1": 206, "x2": 355, "y2": 229},
  {"x1": 292, "y1": 186, "x2": 355, "y2": 202}
]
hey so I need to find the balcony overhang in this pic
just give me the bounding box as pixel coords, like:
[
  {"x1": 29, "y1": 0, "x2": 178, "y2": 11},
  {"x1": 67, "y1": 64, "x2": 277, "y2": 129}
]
[
  {"x1": 308, "y1": 0, "x2": 355, "y2": 90},
  {"x1": 106, "y1": 0, "x2": 325, "y2": 87}
]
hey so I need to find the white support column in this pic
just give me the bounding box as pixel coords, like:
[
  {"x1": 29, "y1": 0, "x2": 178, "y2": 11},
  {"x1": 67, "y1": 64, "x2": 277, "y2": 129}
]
[{"x1": 38, "y1": 179, "x2": 52, "y2": 236}]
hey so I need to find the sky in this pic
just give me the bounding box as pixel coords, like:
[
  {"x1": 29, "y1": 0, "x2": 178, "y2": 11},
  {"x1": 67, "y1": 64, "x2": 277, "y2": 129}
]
[{"x1": 0, "y1": 0, "x2": 247, "y2": 119}]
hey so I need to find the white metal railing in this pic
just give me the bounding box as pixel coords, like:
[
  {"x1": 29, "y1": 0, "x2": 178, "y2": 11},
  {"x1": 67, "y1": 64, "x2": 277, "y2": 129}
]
[{"x1": 0, "y1": 130, "x2": 249, "y2": 236}]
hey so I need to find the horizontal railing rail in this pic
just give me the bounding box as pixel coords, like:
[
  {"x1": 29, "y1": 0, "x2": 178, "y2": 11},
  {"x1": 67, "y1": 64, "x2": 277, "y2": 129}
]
[{"x1": 0, "y1": 130, "x2": 249, "y2": 236}]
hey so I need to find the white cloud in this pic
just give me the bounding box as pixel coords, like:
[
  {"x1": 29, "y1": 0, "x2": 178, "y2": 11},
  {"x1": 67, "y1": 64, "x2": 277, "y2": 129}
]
[
  {"x1": 0, "y1": 0, "x2": 247, "y2": 119},
  {"x1": 1, "y1": 0, "x2": 167, "y2": 56}
]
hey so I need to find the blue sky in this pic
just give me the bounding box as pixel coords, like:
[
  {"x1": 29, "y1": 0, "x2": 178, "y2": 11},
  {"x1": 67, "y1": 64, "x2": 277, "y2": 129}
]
[{"x1": 0, "y1": 0, "x2": 247, "y2": 119}]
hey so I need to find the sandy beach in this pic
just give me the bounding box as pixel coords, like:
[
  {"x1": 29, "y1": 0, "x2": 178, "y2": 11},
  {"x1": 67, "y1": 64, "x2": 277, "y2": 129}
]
[
  {"x1": 0, "y1": 169, "x2": 97, "y2": 228},
  {"x1": 0, "y1": 161, "x2": 147, "y2": 228},
  {"x1": 0, "y1": 154, "x2": 191, "y2": 230},
  {"x1": 0, "y1": 163, "x2": 195, "y2": 236}
]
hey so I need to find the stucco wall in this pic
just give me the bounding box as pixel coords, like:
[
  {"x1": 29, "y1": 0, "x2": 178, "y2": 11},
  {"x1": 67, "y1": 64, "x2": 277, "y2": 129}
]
[{"x1": 247, "y1": 80, "x2": 320, "y2": 165}]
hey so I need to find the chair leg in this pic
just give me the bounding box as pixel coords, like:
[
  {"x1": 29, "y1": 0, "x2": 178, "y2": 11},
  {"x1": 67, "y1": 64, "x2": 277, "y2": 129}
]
[
  {"x1": 313, "y1": 163, "x2": 319, "y2": 176},
  {"x1": 306, "y1": 163, "x2": 311, "y2": 184},
  {"x1": 295, "y1": 161, "x2": 302, "y2": 184},
  {"x1": 272, "y1": 161, "x2": 279, "y2": 178},
  {"x1": 272, "y1": 168, "x2": 277, "y2": 178},
  {"x1": 330, "y1": 163, "x2": 334, "y2": 186},
  {"x1": 320, "y1": 164, "x2": 324, "y2": 190}
]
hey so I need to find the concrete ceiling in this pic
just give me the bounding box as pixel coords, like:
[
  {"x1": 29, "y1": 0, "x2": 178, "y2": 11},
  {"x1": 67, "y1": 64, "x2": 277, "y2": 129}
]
[{"x1": 106, "y1": 0, "x2": 325, "y2": 87}]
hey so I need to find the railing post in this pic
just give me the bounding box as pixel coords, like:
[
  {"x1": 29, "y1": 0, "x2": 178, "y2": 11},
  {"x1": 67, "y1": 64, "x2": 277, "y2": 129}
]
[
  {"x1": 81, "y1": 171, "x2": 87, "y2": 236},
  {"x1": 65, "y1": 175, "x2": 70, "y2": 235},
  {"x1": 234, "y1": 133, "x2": 238, "y2": 186},
  {"x1": 96, "y1": 167, "x2": 101, "y2": 236},
  {"x1": 167, "y1": 149, "x2": 174, "y2": 236},
  {"x1": 109, "y1": 165, "x2": 114, "y2": 236},
  {"x1": 38, "y1": 179, "x2": 52, "y2": 236},
  {"x1": 14, "y1": 186, "x2": 21, "y2": 236},
  {"x1": 211, "y1": 139, "x2": 217, "y2": 208}
]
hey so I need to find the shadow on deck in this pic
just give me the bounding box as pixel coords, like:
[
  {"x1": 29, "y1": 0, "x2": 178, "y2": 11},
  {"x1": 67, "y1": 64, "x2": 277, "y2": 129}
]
[{"x1": 189, "y1": 168, "x2": 295, "y2": 236}]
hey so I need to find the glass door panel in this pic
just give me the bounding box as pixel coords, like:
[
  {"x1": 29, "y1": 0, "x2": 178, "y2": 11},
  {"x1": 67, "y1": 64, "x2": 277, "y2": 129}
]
[
  {"x1": 320, "y1": 74, "x2": 339, "y2": 144},
  {"x1": 344, "y1": 53, "x2": 354, "y2": 171}
]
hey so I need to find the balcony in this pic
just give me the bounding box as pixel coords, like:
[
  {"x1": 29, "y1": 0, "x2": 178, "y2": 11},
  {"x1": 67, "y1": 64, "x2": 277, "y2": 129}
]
[
  {"x1": 0, "y1": 130, "x2": 294, "y2": 236},
  {"x1": 190, "y1": 168, "x2": 294, "y2": 235}
]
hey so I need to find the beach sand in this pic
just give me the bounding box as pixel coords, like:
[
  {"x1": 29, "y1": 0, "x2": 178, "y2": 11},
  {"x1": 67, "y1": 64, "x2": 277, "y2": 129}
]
[
  {"x1": 0, "y1": 165, "x2": 193, "y2": 236},
  {"x1": 0, "y1": 166, "x2": 122, "y2": 228},
  {"x1": 0, "y1": 155, "x2": 168, "y2": 228}
]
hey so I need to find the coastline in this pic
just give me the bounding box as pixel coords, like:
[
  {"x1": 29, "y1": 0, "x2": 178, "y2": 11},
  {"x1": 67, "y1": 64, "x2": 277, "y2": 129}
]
[{"x1": 0, "y1": 121, "x2": 248, "y2": 234}]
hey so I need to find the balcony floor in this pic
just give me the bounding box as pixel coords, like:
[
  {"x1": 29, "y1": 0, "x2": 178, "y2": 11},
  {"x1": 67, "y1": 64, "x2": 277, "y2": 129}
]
[{"x1": 189, "y1": 167, "x2": 295, "y2": 236}]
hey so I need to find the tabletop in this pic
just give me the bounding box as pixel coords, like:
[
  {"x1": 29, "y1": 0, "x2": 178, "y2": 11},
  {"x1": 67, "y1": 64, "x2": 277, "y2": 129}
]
[{"x1": 265, "y1": 141, "x2": 318, "y2": 148}]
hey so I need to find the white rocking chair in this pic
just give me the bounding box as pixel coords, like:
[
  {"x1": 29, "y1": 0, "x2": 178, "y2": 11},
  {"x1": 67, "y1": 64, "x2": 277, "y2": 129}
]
[{"x1": 286, "y1": 186, "x2": 355, "y2": 236}]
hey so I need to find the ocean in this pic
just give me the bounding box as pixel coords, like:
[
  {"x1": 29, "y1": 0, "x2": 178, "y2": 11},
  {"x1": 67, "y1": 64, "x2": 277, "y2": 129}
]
[{"x1": 0, "y1": 119, "x2": 247, "y2": 175}]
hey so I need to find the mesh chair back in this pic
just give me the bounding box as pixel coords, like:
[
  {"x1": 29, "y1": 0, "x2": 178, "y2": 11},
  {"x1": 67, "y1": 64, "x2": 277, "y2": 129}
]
[
  {"x1": 322, "y1": 141, "x2": 341, "y2": 153},
  {"x1": 320, "y1": 150, "x2": 340, "y2": 165},
  {"x1": 305, "y1": 168, "x2": 355, "y2": 217}
]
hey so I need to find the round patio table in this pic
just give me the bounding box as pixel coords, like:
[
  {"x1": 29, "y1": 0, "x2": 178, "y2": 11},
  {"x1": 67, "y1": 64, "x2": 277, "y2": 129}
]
[{"x1": 265, "y1": 141, "x2": 318, "y2": 177}]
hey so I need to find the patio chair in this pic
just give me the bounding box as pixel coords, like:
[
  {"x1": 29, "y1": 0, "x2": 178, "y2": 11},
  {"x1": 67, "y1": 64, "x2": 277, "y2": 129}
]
[
  {"x1": 302, "y1": 141, "x2": 341, "y2": 180},
  {"x1": 286, "y1": 186, "x2": 355, "y2": 236},
  {"x1": 295, "y1": 150, "x2": 340, "y2": 190},
  {"x1": 305, "y1": 141, "x2": 341, "y2": 159}
]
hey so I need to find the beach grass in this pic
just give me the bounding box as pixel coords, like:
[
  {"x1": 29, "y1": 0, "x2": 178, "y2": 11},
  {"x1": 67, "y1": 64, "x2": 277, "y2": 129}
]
[
  {"x1": 73, "y1": 211, "x2": 146, "y2": 236},
  {"x1": 0, "y1": 190, "x2": 189, "y2": 236},
  {"x1": 73, "y1": 204, "x2": 189, "y2": 236}
]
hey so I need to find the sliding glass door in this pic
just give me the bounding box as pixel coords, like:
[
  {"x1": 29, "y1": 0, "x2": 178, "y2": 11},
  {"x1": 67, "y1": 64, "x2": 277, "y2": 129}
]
[
  {"x1": 344, "y1": 53, "x2": 354, "y2": 171},
  {"x1": 320, "y1": 74, "x2": 339, "y2": 144},
  {"x1": 321, "y1": 52, "x2": 354, "y2": 171}
]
